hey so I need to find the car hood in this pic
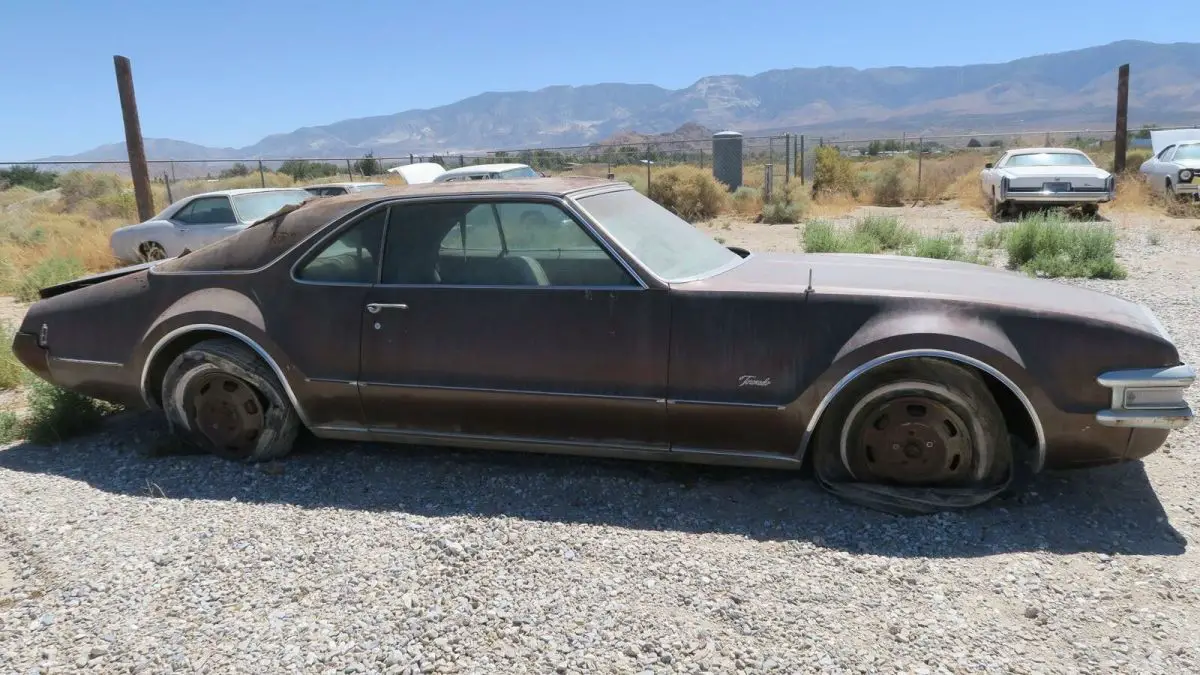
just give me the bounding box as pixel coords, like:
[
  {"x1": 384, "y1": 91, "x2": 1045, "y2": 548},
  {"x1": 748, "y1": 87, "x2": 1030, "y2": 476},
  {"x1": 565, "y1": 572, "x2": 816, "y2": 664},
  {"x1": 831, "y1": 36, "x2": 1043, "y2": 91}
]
[
  {"x1": 994, "y1": 166, "x2": 1110, "y2": 179},
  {"x1": 684, "y1": 252, "x2": 1167, "y2": 338}
]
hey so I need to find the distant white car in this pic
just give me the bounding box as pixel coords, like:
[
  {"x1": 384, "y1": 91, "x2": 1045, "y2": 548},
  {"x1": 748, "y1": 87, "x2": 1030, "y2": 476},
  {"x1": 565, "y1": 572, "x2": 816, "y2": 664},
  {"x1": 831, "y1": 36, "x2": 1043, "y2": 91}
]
[
  {"x1": 1138, "y1": 129, "x2": 1200, "y2": 201},
  {"x1": 979, "y1": 147, "x2": 1114, "y2": 217},
  {"x1": 108, "y1": 187, "x2": 311, "y2": 263},
  {"x1": 302, "y1": 182, "x2": 387, "y2": 197},
  {"x1": 386, "y1": 161, "x2": 542, "y2": 185}
]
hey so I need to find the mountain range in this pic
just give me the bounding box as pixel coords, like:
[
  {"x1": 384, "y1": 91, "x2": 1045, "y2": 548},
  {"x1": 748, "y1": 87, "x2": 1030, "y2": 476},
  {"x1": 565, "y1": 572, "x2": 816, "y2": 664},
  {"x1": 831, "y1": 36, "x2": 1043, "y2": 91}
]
[{"x1": 31, "y1": 40, "x2": 1200, "y2": 164}]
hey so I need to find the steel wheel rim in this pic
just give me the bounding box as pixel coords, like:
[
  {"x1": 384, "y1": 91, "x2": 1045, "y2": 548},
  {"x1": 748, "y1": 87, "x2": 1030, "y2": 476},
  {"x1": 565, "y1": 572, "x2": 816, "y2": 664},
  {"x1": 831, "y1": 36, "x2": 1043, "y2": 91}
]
[
  {"x1": 839, "y1": 381, "x2": 985, "y2": 486},
  {"x1": 142, "y1": 244, "x2": 166, "y2": 261},
  {"x1": 189, "y1": 372, "x2": 265, "y2": 458}
]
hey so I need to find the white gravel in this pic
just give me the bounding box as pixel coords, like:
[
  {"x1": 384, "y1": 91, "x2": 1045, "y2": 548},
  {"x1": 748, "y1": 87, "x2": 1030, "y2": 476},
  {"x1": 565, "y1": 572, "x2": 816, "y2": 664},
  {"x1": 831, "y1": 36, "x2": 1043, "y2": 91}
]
[{"x1": 3, "y1": 206, "x2": 1200, "y2": 674}]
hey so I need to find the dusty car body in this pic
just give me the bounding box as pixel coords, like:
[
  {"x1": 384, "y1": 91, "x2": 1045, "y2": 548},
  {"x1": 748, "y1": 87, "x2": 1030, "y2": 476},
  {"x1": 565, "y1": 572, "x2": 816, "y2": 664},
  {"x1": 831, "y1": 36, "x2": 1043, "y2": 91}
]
[
  {"x1": 979, "y1": 147, "x2": 1114, "y2": 217},
  {"x1": 12, "y1": 177, "x2": 1195, "y2": 514},
  {"x1": 108, "y1": 187, "x2": 312, "y2": 263}
]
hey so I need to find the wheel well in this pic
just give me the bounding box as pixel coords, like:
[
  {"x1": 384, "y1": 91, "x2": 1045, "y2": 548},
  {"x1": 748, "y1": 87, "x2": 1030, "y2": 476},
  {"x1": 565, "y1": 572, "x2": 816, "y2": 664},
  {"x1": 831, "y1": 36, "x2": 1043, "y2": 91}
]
[
  {"x1": 143, "y1": 329, "x2": 233, "y2": 408},
  {"x1": 801, "y1": 355, "x2": 1041, "y2": 473}
]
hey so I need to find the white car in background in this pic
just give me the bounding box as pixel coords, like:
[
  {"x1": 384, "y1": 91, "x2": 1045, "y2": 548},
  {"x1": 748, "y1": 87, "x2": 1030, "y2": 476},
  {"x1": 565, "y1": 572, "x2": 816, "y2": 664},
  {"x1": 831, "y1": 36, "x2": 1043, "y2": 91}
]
[
  {"x1": 1138, "y1": 129, "x2": 1200, "y2": 201},
  {"x1": 979, "y1": 147, "x2": 1114, "y2": 218},
  {"x1": 386, "y1": 161, "x2": 541, "y2": 184},
  {"x1": 108, "y1": 187, "x2": 311, "y2": 263}
]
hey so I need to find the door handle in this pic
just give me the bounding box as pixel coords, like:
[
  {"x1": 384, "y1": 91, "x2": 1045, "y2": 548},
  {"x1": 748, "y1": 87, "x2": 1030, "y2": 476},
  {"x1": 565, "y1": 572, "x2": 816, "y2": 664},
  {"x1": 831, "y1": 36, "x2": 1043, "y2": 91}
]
[{"x1": 366, "y1": 303, "x2": 408, "y2": 314}]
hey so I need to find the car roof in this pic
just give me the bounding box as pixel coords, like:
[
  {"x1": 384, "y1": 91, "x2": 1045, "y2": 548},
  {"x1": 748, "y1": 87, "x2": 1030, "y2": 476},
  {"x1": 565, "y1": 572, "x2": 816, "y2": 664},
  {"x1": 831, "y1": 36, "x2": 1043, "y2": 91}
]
[
  {"x1": 439, "y1": 163, "x2": 530, "y2": 175},
  {"x1": 185, "y1": 187, "x2": 311, "y2": 199},
  {"x1": 303, "y1": 182, "x2": 386, "y2": 189},
  {"x1": 1004, "y1": 147, "x2": 1087, "y2": 155}
]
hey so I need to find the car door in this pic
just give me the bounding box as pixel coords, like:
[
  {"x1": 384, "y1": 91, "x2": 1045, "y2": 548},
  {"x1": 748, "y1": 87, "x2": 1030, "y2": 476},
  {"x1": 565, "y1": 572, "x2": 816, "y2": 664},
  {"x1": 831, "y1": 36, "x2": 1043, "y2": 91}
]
[
  {"x1": 1148, "y1": 146, "x2": 1175, "y2": 192},
  {"x1": 358, "y1": 196, "x2": 670, "y2": 450},
  {"x1": 171, "y1": 195, "x2": 242, "y2": 251},
  {"x1": 274, "y1": 207, "x2": 389, "y2": 428}
]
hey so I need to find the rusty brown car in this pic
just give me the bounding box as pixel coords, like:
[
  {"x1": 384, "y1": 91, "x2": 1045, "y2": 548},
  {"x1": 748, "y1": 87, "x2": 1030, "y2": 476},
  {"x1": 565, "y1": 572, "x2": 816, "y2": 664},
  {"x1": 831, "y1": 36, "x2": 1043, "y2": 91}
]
[{"x1": 9, "y1": 177, "x2": 1196, "y2": 513}]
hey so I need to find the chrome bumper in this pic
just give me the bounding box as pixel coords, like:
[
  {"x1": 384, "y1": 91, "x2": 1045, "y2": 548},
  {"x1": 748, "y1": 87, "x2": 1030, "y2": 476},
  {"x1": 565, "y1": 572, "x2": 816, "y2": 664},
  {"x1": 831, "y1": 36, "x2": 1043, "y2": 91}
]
[
  {"x1": 1174, "y1": 182, "x2": 1199, "y2": 195},
  {"x1": 1004, "y1": 191, "x2": 1113, "y2": 204},
  {"x1": 1095, "y1": 364, "x2": 1195, "y2": 430}
]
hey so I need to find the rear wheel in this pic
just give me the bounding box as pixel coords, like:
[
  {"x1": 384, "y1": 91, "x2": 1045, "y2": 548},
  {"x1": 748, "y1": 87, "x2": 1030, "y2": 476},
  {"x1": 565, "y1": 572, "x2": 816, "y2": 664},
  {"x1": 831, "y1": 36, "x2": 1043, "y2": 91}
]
[
  {"x1": 138, "y1": 241, "x2": 167, "y2": 261},
  {"x1": 812, "y1": 358, "x2": 1014, "y2": 514},
  {"x1": 161, "y1": 338, "x2": 300, "y2": 461},
  {"x1": 1080, "y1": 203, "x2": 1099, "y2": 218}
]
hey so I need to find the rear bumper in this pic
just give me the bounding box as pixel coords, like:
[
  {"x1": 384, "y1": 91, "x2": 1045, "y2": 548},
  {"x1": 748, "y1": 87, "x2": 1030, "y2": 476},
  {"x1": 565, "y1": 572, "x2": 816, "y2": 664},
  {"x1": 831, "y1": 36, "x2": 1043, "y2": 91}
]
[
  {"x1": 1003, "y1": 191, "x2": 1113, "y2": 204},
  {"x1": 1095, "y1": 364, "x2": 1195, "y2": 431}
]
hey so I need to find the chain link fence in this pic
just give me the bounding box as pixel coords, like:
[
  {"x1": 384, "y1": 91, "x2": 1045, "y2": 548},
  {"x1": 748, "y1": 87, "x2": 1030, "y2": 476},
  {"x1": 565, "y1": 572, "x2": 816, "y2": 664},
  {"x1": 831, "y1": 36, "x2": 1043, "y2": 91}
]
[{"x1": 5, "y1": 123, "x2": 1198, "y2": 208}]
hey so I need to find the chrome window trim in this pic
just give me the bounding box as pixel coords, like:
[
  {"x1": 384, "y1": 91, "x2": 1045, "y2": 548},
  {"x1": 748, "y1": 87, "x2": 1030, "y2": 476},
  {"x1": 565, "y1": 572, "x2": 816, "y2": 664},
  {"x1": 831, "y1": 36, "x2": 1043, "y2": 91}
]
[
  {"x1": 1095, "y1": 364, "x2": 1195, "y2": 430},
  {"x1": 796, "y1": 348, "x2": 1047, "y2": 473},
  {"x1": 139, "y1": 324, "x2": 312, "y2": 428},
  {"x1": 357, "y1": 193, "x2": 651, "y2": 291}
]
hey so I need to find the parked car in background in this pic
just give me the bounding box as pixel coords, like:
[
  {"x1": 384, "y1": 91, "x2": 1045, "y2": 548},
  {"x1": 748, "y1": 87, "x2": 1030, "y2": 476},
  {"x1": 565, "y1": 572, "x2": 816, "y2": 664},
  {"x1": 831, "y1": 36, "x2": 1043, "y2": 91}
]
[
  {"x1": 13, "y1": 178, "x2": 1194, "y2": 515},
  {"x1": 303, "y1": 182, "x2": 387, "y2": 197},
  {"x1": 432, "y1": 163, "x2": 542, "y2": 183},
  {"x1": 385, "y1": 162, "x2": 542, "y2": 185},
  {"x1": 979, "y1": 147, "x2": 1114, "y2": 218},
  {"x1": 108, "y1": 188, "x2": 312, "y2": 263},
  {"x1": 1139, "y1": 129, "x2": 1200, "y2": 201}
]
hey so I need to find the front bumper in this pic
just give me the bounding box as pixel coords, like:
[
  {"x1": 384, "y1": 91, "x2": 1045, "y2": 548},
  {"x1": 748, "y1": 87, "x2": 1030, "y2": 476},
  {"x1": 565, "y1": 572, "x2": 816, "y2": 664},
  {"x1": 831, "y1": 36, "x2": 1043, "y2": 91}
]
[
  {"x1": 1173, "y1": 182, "x2": 1199, "y2": 195},
  {"x1": 11, "y1": 330, "x2": 50, "y2": 383},
  {"x1": 1095, "y1": 364, "x2": 1195, "y2": 430}
]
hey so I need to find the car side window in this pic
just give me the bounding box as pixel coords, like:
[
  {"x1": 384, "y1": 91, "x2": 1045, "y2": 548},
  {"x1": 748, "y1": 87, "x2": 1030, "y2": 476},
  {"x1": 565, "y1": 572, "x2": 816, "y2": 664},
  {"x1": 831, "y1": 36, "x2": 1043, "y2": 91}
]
[
  {"x1": 295, "y1": 208, "x2": 386, "y2": 284},
  {"x1": 1157, "y1": 145, "x2": 1175, "y2": 161},
  {"x1": 174, "y1": 196, "x2": 235, "y2": 225},
  {"x1": 382, "y1": 200, "x2": 637, "y2": 288}
]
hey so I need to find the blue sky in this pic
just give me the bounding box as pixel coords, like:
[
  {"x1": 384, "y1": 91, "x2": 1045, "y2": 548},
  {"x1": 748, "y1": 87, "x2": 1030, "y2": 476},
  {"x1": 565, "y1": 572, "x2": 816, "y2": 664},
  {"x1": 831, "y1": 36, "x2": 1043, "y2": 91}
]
[{"x1": 0, "y1": 0, "x2": 1193, "y2": 159}]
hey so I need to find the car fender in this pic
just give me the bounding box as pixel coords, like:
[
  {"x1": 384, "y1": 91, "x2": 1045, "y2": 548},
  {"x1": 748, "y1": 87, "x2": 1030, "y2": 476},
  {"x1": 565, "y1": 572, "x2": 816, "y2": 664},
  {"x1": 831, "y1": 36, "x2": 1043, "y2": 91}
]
[
  {"x1": 794, "y1": 308, "x2": 1048, "y2": 470},
  {"x1": 134, "y1": 287, "x2": 306, "y2": 419}
]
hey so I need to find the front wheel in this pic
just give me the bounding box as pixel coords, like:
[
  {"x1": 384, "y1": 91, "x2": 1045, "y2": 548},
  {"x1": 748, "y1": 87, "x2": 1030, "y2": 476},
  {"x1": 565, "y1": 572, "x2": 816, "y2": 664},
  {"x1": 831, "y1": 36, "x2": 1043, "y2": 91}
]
[
  {"x1": 138, "y1": 241, "x2": 168, "y2": 261},
  {"x1": 811, "y1": 358, "x2": 1014, "y2": 514},
  {"x1": 161, "y1": 338, "x2": 300, "y2": 461}
]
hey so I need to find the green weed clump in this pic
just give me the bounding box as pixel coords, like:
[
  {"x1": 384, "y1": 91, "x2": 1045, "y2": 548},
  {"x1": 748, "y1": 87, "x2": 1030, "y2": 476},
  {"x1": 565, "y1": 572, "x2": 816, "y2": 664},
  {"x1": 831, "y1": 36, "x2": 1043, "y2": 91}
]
[
  {"x1": 999, "y1": 212, "x2": 1126, "y2": 279},
  {"x1": 6, "y1": 255, "x2": 86, "y2": 302},
  {"x1": 802, "y1": 215, "x2": 978, "y2": 263},
  {"x1": 760, "y1": 183, "x2": 811, "y2": 224}
]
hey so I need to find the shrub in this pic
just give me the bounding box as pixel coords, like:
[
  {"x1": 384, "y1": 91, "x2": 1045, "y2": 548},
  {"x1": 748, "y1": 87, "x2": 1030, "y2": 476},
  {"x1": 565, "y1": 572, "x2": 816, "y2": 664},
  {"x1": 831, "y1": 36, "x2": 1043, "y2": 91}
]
[
  {"x1": 1001, "y1": 212, "x2": 1125, "y2": 279},
  {"x1": 0, "y1": 322, "x2": 22, "y2": 390},
  {"x1": 802, "y1": 220, "x2": 841, "y2": 253},
  {"x1": 7, "y1": 255, "x2": 86, "y2": 302},
  {"x1": 812, "y1": 146, "x2": 861, "y2": 197},
  {"x1": 646, "y1": 165, "x2": 729, "y2": 222},
  {"x1": 58, "y1": 171, "x2": 125, "y2": 211},
  {"x1": 760, "y1": 182, "x2": 810, "y2": 224},
  {"x1": 731, "y1": 186, "x2": 762, "y2": 217},
  {"x1": 20, "y1": 379, "x2": 117, "y2": 445},
  {"x1": 93, "y1": 192, "x2": 139, "y2": 220},
  {"x1": 854, "y1": 215, "x2": 917, "y2": 249},
  {"x1": 0, "y1": 166, "x2": 59, "y2": 191},
  {"x1": 910, "y1": 233, "x2": 975, "y2": 262},
  {"x1": 278, "y1": 159, "x2": 340, "y2": 181},
  {"x1": 871, "y1": 157, "x2": 910, "y2": 206}
]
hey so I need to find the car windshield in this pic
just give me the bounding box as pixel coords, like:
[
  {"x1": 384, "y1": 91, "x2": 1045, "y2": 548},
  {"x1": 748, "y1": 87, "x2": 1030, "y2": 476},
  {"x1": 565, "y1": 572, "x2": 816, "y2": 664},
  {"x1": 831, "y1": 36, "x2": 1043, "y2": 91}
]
[
  {"x1": 1003, "y1": 152, "x2": 1094, "y2": 167},
  {"x1": 1173, "y1": 144, "x2": 1200, "y2": 160},
  {"x1": 576, "y1": 188, "x2": 741, "y2": 282},
  {"x1": 500, "y1": 166, "x2": 539, "y2": 178},
  {"x1": 231, "y1": 190, "x2": 311, "y2": 222}
]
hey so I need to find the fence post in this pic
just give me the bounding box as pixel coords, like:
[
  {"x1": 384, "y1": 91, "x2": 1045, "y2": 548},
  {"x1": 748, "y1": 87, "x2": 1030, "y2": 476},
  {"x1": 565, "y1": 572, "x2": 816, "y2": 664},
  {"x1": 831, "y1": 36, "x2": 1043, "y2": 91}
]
[
  {"x1": 699, "y1": 150, "x2": 704, "y2": 169},
  {"x1": 917, "y1": 136, "x2": 924, "y2": 197},
  {"x1": 257, "y1": 160, "x2": 266, "y2": 188},
  {"x1": 799, "y1": 135, "x2": 805, "y2": 184},
  {"x1": 645, "y1": 146, "x2": 651, "y2": 193},
  {"x1": 164, "y1": 172, "x2": 173, "y2": 204},
  {"x1": 763, "y1": 164, "x2": 773, "y2": 202},
  {"x1": 112, "y1": 55, "x2": 155, "y2": 222},
  {"x1": 783, "y1": 134, "x2": 790, "y2": 185},
  {"x1": 346, "y1": 159, "x2": 353, "y2": 179}
]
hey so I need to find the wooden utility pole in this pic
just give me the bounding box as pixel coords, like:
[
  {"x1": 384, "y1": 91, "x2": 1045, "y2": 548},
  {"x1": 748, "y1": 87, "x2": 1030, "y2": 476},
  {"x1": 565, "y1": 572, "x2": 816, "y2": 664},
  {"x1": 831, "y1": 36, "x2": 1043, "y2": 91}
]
[
  {"x1": 1113, "y1": 63, "x2": 1130, "y2": 174},
  {"x1": 114, "y1": 55, "x2": 155, "y2": 221}
]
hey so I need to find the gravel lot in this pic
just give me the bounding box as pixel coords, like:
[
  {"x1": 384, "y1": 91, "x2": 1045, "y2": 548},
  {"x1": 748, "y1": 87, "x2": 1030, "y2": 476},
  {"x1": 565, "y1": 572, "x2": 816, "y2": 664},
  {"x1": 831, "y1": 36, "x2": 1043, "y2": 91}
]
[{"x1": 2, "y1": 205, "x2": 1200, "y2": 674}]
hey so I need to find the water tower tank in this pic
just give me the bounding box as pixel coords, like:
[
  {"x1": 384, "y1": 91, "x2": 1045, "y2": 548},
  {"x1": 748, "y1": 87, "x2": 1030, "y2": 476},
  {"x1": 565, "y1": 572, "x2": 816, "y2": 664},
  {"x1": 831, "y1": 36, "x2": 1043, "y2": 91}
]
[{"x1": 712, "y1": 131, "x2": 743, "y2": 191}]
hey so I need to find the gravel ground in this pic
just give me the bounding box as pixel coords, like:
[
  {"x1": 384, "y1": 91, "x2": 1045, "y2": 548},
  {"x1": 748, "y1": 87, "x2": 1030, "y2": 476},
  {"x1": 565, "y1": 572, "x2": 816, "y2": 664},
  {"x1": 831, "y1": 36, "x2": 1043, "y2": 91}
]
[{"x1": 2, "y1": 205, "x2": 1200, "y2": 674}]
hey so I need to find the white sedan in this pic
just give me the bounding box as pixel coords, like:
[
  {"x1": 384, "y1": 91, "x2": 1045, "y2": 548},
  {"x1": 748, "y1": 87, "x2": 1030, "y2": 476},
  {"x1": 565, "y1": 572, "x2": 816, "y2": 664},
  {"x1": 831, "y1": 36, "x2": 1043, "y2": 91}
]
[
  {"x1": 979, "y1": 147, "x2": 1114, "y2": 218},
  {"x1": 1138, "y1": 129, "x2": 1200, "y2": 201},
  {"x1": 108, "y1": 188, "x2": 312, "y2": 263}
]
